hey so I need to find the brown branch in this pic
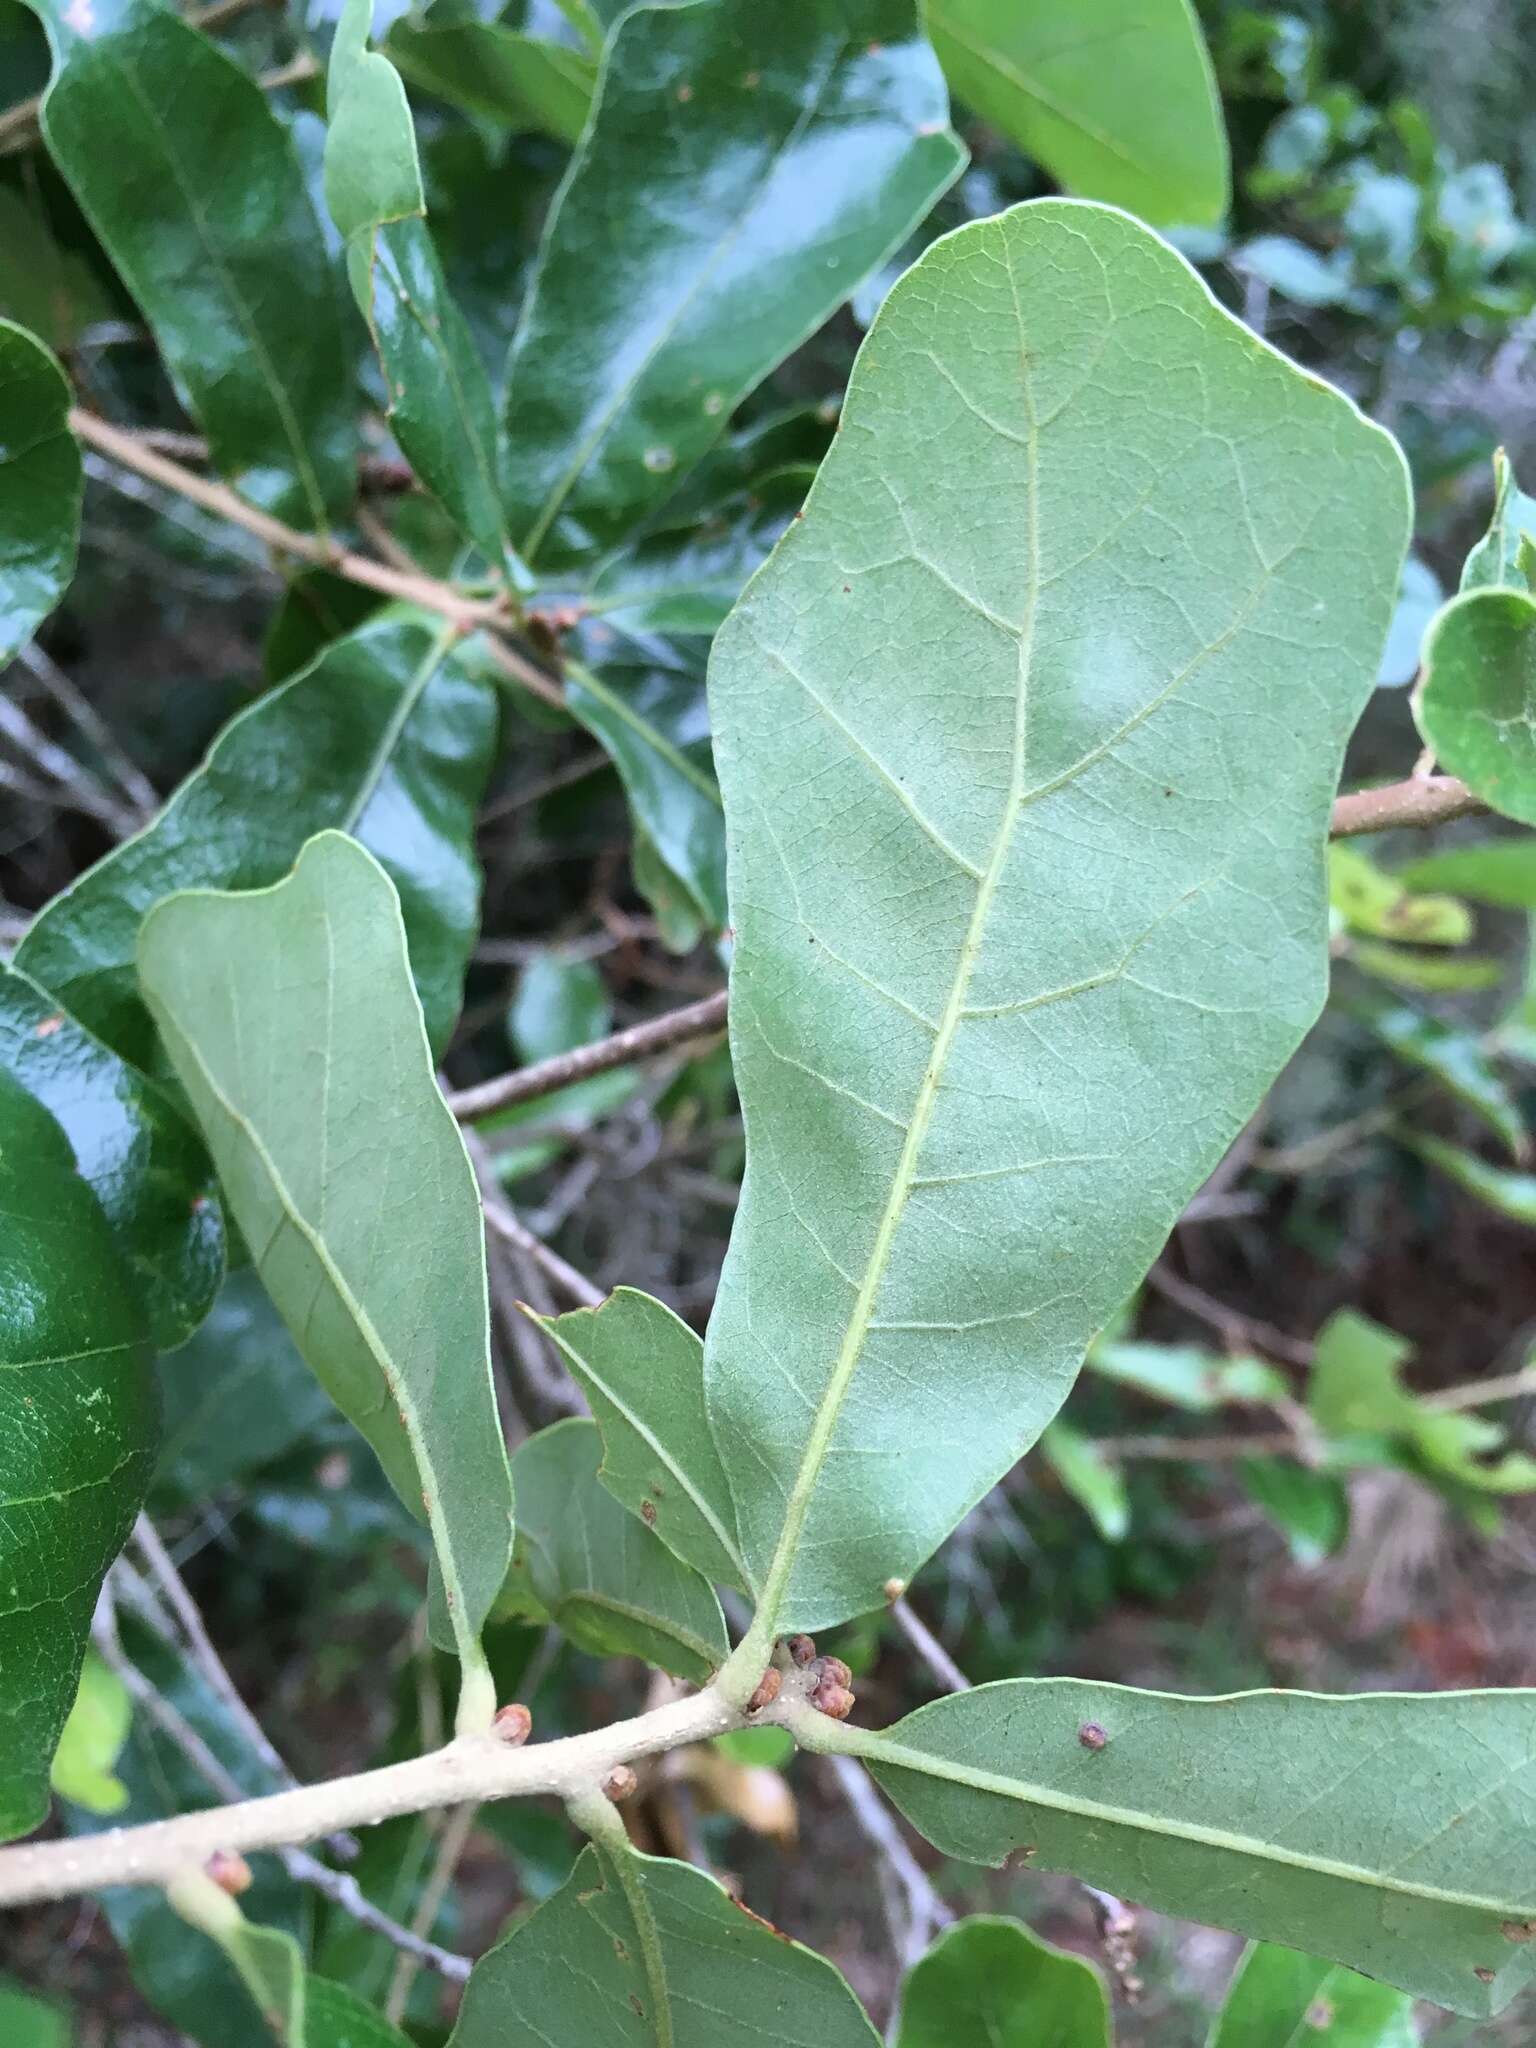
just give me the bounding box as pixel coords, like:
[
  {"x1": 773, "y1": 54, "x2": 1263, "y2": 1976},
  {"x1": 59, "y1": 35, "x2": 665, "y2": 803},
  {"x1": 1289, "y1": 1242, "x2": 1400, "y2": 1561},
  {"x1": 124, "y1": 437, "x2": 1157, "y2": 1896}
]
[
  {"x1": 447, "y1": 990, "x2": 729, "y2": 1122},
  {"x1": 0, "y1": 0, "x2": 282, "y2": 156},
  {"x1": 1329, "y1": 775, "x2": 1485, "y2": 838},
  {"x1": 68, "y1": 409, "x2": 564, "y2": 710}
]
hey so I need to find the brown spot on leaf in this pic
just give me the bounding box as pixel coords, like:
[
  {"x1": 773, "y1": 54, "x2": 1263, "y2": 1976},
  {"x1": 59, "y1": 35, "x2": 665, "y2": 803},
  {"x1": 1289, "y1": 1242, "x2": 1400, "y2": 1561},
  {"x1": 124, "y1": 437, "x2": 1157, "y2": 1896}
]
[
  {"x1": 1502, "y1": 1920, "x2": 1536, "y2": 1942},
  {"x1": 640, "y1": 1500, "x2": 658, "y2": 1526},
  {"x1": 1078, "y1": 1721, "x2": 1109, "y2": 1751},
  {"x1": 1475, "y1": 1966, "x2": 1496, "y2": 1983}
]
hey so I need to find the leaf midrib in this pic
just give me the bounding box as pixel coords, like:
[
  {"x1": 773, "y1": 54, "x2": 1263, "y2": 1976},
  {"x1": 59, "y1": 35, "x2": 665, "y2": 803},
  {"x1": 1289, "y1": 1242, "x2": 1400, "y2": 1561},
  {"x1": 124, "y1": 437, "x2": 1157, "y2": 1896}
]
[
  {"x1": 865, "y1": 1732, "x2": 1526, "y2": 1917},
  {"x1": 745, "y1": 250, "x2": 1041, "y2": 1625}
]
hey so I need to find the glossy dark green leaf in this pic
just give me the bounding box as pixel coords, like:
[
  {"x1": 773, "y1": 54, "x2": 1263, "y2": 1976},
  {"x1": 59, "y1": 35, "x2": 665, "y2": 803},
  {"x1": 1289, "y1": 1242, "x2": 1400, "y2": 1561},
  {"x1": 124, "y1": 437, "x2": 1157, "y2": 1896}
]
[
  {"x1": 325, "y1": 0, "x2": 518, "y2": 579},
  {"x1": 0, "y1": 317, "x2": 79, "y2": 663},
  {"x1": 388, "y1": 20, "x2": 594, "y2": 142},
  {"x1": 0, "y1": 1071, "x2": 154, "y2": 1842},
  {"x1": 1415, "y1": 587, "x2": 1536, "y2": 825},
  {"x1": 155, "y1": 1270, "x2": 338, "y2": 1500},
  {"x1": 1349, "y1": 987, "x2": 1525, "y2": 1159},
  {"x1": 499, "y1": 1418, "x2": 727, "y2": 1679},
  {"x1": 138, "y1": 833, "x2": 513, "y2": 1713},
  {"x1": 586, "y1": 485, "x2": 798, "y2": 637},
  {"x1": 1209, "y1": 1941, "x2": 1416, "y2": 2048},
  {"x1": 502, "y1": 0, "x2": 963, "y2": 563},
  {"x1": 534, "y1": 1287, "x2": 745, "y2": 1591},
  {"x1": 450, "y1": 1844, "x2": 880, "y2": 2046},
  {"x1": 0, "y1": 960, "x2": 222, "y2": 1347},
  {"x1": 0, "y1": 187, "x2": 112, "y2": 352},
  {"x1": 18, "y1": 611, "x2": 498, "y2": 1063},
  {"x1": 21, "y1": 0, "x2": 354, "y2": 529},
  {"x1": 63, "y1": 1617, "x2": 305, "y2": 2048},
  {"x1": 566, "y1": 658, "x2": 726, "y2": 928},
  {"x1": 705, "y1": 199, "x2": 1410, "y2": 1632},
  {"x1": 896, "y1": 1915, "x2": 1110, "y2": 2048},
  {"x1": 1399, "y1": 835, "x2": 1536, "y2": 908},
  {"x1": 307, "y1": 1977, "x2": 417, "y2": 2047},
  {"x1": 853, "y1": 1677, "x2": 1536, "y2": 2016},
  {"x1": 924, "y1": 0, "x2": 1228, "y2": 226}
]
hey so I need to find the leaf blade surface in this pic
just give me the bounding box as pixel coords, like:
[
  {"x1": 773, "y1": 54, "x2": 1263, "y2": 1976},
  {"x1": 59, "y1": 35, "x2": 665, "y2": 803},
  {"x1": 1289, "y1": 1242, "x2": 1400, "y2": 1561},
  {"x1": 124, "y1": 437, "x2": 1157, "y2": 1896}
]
[{"x1": 706, "y1": 198, "x2": 1410, "y2": 1630}]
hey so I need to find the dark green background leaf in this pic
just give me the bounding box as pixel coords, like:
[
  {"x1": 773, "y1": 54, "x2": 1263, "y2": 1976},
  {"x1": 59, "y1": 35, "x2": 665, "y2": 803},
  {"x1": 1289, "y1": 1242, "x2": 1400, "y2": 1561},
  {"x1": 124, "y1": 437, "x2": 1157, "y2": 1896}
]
[
  {"x1": 0, "y1": 1073, "x2": 154, "y2": 1841},
  {"x1": 0, "y1": 961, "x2": 222, "y2": 1348},
  {"x1": 22, "y1": 0, "x2": 355, "y2": 529},
  {"x1": 18, "y1": 611, "x2": 499, "y2": 1064},
  {"x1": 0, "y1": 317, "x2": 79, "y2": 663},
  {"x1": 501, "y1": 0, "x2": 964, "y2": 563}
]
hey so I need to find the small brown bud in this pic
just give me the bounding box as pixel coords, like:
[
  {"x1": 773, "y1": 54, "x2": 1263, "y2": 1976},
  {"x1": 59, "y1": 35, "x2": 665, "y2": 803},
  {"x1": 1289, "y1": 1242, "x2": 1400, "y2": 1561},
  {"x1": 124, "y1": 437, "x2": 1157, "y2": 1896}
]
[
  {"x1": 493, "y1": 1703, "x2": 532, "y2": 1746},
  {"x1": 604, "y1": 1765, "x2": 638, "y2": 1804},
  {"x1": 813, "y1": 1682, "x2": 855, "y2": 1721},
  {"x1": 1078, "y1": 1721, "x2": 1109, "y2": 1751},
  {"x1": 745, "y1": 1667, "x2": 782, "y2": 1713},
  {"x1": 817, "y1": 1656, "x2": 852, "y2": 1690},
  {"x1": 883, "y1": 1578, "x2": 906, "y2": 1602},
  {"x1": 786, "y1": 1634, "x2": 817, "y2": 1667},
  {"x1": 206, "y1": 1850, "x2": 253, "y2": 1896}
]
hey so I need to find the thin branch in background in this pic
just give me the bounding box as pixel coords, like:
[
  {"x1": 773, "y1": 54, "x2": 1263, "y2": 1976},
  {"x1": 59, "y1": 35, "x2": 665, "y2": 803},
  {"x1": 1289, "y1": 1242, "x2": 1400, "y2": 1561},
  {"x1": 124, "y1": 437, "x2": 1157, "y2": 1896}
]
[
  {"x1": 481, "y1": 1191, "x2": 604, "y2": 1309},
  {"x1": 887, "y1": 1595, "x2": 971, "y2": 1696},
  {"x1": 384, "y1": 1800, "x2": 480, "y2": 2021},
  {"x1": 447, "y1": 990, "x2": 729, "y2": 1122},
  {"x1": 66, "y1": 410, "x2": 565, "y2": 711},
  {"x1": 823, "y1": 1752, "x2": 951, "y2": 1975},
  {"x1": 129, "y1": 1516, "x2": 316, "y2": 1811},
  {"x1": 0, "y1": 692, "x2": 139, "y2": 836},
  {"x1": 92, "y1": 1593, "x2": 472, "y2": 1983},
  {"x1": 1145, "y1": 1264, "x2": 1315, "y2": 1368},
  {"x1": 13, "y1": 642, "x2": 159, "y2": 819}
]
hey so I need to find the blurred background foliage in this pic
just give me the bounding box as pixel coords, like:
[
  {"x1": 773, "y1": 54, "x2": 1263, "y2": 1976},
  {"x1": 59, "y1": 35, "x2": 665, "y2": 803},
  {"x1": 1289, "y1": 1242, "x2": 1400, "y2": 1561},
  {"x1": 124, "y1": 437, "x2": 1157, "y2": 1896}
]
[{"x1": 6, "y1": 1, "x2": 1536, "y2": 2041}]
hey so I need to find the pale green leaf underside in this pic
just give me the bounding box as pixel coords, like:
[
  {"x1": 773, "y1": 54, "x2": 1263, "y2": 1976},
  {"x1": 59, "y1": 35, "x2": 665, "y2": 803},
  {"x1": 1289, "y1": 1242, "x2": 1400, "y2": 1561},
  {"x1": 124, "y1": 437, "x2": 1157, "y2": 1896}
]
[
  {"x1": 501, "y1": 1418, "x2": 727, "y2": 1681},
  {"x1": 450, "y1": 1844, "x2": 880, "y2": 2046},
  {"x1": 705, "y1": 198, "x2": 1410, "y2": 1631},
  {"x1": 863, "y1": 1678, "x2": 1536, "y2": 2017},
  {"x1": 137, "y1": 832, "x2": 513, "y2": 1669},
  {"x1": 535, "y1": 1288, "x2": 745, "y2": 1591}
]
